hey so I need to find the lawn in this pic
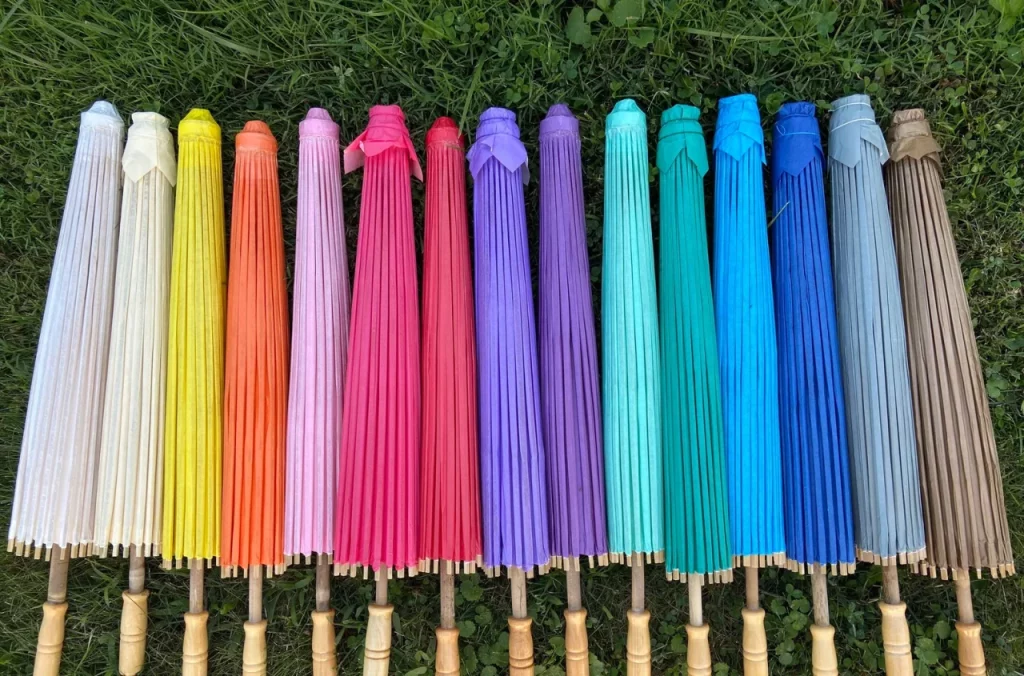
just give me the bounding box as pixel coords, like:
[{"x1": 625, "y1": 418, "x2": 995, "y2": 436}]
[{"x1": 1, "y1": 1, "x2": 1023, "y2": 674}]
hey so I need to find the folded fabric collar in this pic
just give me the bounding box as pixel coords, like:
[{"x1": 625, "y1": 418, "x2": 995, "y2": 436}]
[
  {"x1": 887, "y1": 108, "x2": 941, "y2": 166},
  {"x1": 467, "y1": 107, "x2": 528, "y2": 183},
  {"x1": 344, "y1": 104, "x2": 423, "y2": 180},
  {"x1": 828, "y1": 94, "x2": 888, "y2": 168},
  {"x1": 123, "y1": 111, "x2": 176, "y2": 185},
  {"x1": 656, "y1": 104, "x2": 708, "y2": 177},
  {"x1": 771, "y1": 101, "x2": 822, "y2": 186},
  {"x1": 713, "y1": 93, "x2": 765, "y2": 164}
]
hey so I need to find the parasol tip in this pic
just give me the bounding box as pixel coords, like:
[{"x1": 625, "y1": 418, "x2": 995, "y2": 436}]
[
  {"x1": 300, "y1": 107, "x2": 339, "y2": 139},
  {"x1": 540, "y1": 103, "x2": 578, "y2": 137},
  {"x1": 237, "y1": 120, "x2": 278, "y2": 152},
  {"x1": 607, "y1": 98, "x2": 646, "y2": 130},
  {"x1": 777, "y1": 101, "x2": 816, "y2": 119},
  {"x1": 179, "y1": 109, "x2": 221, "y2": 143},
  {"x1": 86, "y1": 99, "x2": 120, "y2": 120},
  {"x1": 426, "y1": 116, "x2": 463, "y2": 148},
  {"x1": 129, "y1": 111, "x2": 169, "y2": 126},
  {"x1": 660, "y1": 103, "x2": 700, "y2": 124},
  {"x1": 305, "y1": 107, "x2": 332, "y2": 121},
  {"x1": 546, "y1": 103, "x2": 573, "y2": 118},
  {"x1": 479, "y1": 106, "x2": 516, "y2": 123},
  {"x1": 183, "y1": 108, "x2": 216, "y2": 124}
]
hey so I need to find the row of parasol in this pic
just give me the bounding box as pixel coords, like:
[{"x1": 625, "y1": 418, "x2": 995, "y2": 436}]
[{"x1": 7, "y1": 94, "x2": 1012, "y2": 676}]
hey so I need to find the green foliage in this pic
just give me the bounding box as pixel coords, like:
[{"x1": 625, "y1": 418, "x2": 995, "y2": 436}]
[{"x1": 1, "y1": 1, "x2": 1023, "y2": 674}]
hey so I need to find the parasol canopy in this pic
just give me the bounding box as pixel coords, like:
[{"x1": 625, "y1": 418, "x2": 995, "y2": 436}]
[
  {"x1": 334, "y1": 105, "x2": 422, "y2": 577},
  {"x1": 221, "y1": 120, "x2": 289, "y2": 577},
  {"x1": 601, "y1": 99, "x2": 663, "y2": 564},
  {"x1": 657, "y1": 104, "x2": 732, "y2": 583},
  {"x1": 712, "y1": 93, "x2": 783, "y2": 566},
  {"x1": 93, "y1": 111, "x2": 176, "y2": 559},
  {"x1": 285, "y1": 108, "x2": 350, "y2": 564},
  {"x1": 538, "y1": 104, "x2": 608, "y2": 569},
  {"x1": 8, "y1": 100, "x2": 123, "y2": 560},
  {"x1": 469, "y1": 106, "x2": 550, "y2": 575},
  {"x1": 771, "y1": 101, "x2": 855, "y2": 575},
  {"x1": 828, "y1": 94, "x2": 925, "y2": 567},
  {"x1": 885, "y1": 109, "x2": 1014, "y2": 579}
]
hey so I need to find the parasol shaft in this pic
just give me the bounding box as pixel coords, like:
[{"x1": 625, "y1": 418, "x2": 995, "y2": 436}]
[
  {"x1": 955, "y1": 573, "x2": 974, "y2": 624},
  {"x1": 120, "y1": 545, "x2": 149, "y2": 675},
  {"x1": 627, "y1": 553, "x2": 651, "y2": 675},
  {"x1": 510, "y1": 567, "x2": 528, "y2": 619},
  {"x1": 686, "y1": 575, "x2": 711, "y2": 676},
  {"x1": 811, "y1": 569, "x2": 829, "y2": 626},
  {"x1": 183, "y1": 560, "x2": 209, "y2": 675},
  {"x1": 127, "y1": 546, "x2": 145, "y2": 594},
  {"x1": 881, "y1": 563, "x2": 900, "y2": 605},
  {"x1": 375, "y1": 570, "x2": 389, "y2": 606},
  {"x1": 243, "y1": 566, "x2": 267, "y2": 674},
  {"x1": 879, "y1": 564, "x2": 913, "y2": 675},
  {"x1": 742, "y1": 566, "x2": 768, "y2": 675},
  {"x1": 35, "y1": 546, "x2": 70, "y2": 676},
  {"x1": 249, "y1": 566, "x2": 263, "y2": 623},
  {"x1": 809, "y1": 568, "x2": 839, "y2": 676},
  {"x1": 631, "y1": 553, "x2": 645, "y2": 612},
  {"x1": 564, "y1": 558, "x2": 588, "y2": 676},
  {"x1": 189, "y1": 559, "x2": 204, "y2": 614},
  {"x1": 688, "y1": 575, "x2": 703, "y2": 626},
  {"x1": 436, "y1": 563, "x2": 460, "y2": 675},
  {"x1": 46, "y1": 547, "x2": 70, "y2": 604},
  {"x1": 315, "y1": 555, "x2": 331, "y2": 613},
  {"x1": 954, "y1": 571, "x2": 985, "y2": 676},
  {"x1": 364, "y1": 570, "x2": 394, "y2": 676},
  {"x1": 440, "y1": 567, "x2": 456, "y2": 629},
  {"x1": 508, "y1": 567, "x2": 534, "y2": 675},
  {"x1": 312, "y1": 554, "x2": 336, "y2": 676},
  {"x1": 566, "y1": 564, "x2": 582, "y2": 612},
  {"x1": 745, "y1": 566, "x2": 759, "y2": 610}
]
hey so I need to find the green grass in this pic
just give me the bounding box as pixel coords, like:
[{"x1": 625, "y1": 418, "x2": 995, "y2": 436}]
[{"x1": 1, "y1": 0, "x2": 1022, "y2": 673}]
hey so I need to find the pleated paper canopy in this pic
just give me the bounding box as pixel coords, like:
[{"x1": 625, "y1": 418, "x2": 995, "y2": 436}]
[
  {"x1": 470, "y1": 107, "x2": 550, "y2": 575},
  {"x1": 828, "y1": 94, "x2": 925, "y2": 566},
  {"x1": 94, "y1": 112, "x2": 176, "y2": 558},
  {"x1": 222, "y1": 121, "x2": 289, "y2": 576},
  {"x1": 657, "y1": 104, "x2": 731, "y2": 583},
  {"x1": 538, "y1": 104, "x2": 608, "y2": 569},
  {"x1": 163, "y1": 109, "x2": 226, "y2": 567},
  {"x1": 601, "y1": 99, "x2": 663, "y2": 563},
  {"x1": 8, "y1": 101, "x2": 123, "y2": 559},
  {"x1": 334, "y1": 105, "x2": 422, "y2": 577},
  {"x1": 285, "y1": 108, "x2": 350, "y2": 563},
  {"x1": 771, "y1": 102, "x2": 855, "y2": 575},
  {"x1": 419, "y1": 117, "x2": 483, "y2": 573},
  {"x1": 712, "y1": 93, "x2": 783, "y2": 566},
  {"x1": 885, "y1": 110, "x2": 1014, "y2": 579}
]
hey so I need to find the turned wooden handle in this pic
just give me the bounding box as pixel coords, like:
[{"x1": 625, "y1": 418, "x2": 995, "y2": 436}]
[
  {"x1": 564, "y1": 608, "x2": 589, "y2": 676},
  {"x1": 741, "y1": 607, "x2": 768, "y2": 676},
  {"x1": 34, "y1": 601, "x2": 67, "y2": 676},
  {"x1": 363, "y1": 603, "x2": 393, "y2": 676},
  {"x1": 312, "y1": 609, "x2": 337, "y2": 676},
  {"x1": 626, "y1": 609, "x2": 651, "y2": 676},
  {"x1": 685, "y1": 624, "x2": 712, "y2": 676},
  {"x1": 956, "y1": 621, "x2": 986, "y2": 676},
  {"x1": 182, "y1": 610, "x2": 209, "y2": 676},
  {"x1": 119, "y1": 589, "x2": 149, "y2": 675},
  {"x1": 879, "y1": 601, "x2": 913, "y2": 676},
  {"x1": 242, "y1": 619, "x2": 267, "y2": 675},
  {"x1": 810, "y1": 624, "x2": 838, "y2": 676},
  {"x1": 435, "y1": 626, "x2": 460, "y2": 675},
  {"x1": 508, "y1": 616, "x2": 534, "y2": 676}
]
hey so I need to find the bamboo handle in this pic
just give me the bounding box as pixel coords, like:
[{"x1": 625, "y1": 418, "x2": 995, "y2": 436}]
[
  {"x1": 626, "y1": 609, "x2": 651, "y2": 676},
  {"x1": 119, "y1": 589, "x2": 149, "y2": 675},
  {"x1": 564, "y1": 608, "x2": 589, "y2": 676},
  {"x1": 242, "y1": 619, "x2": 267, "y2": 675},
  {"x1": 312, "y1": 609, "x2": 337, "y2": 676},
  {"x1": 685, "y1": 624, "x2": 712, "y2": 676},
  {"x1": 508, "y1": 616, "x2": 534, "y2": 676},
  {"x1": 741, "y1": 607, "x2": 768, "y2": 676},
  {"x1": 182, "y1": 610, "x2": 209, "y2": 676},
  {"x1": 879, "y1": 601, "x2": 913, "y2": 676},
  {"x1": 435, "y1": 626, "x2": 460, "y2": 676},
  {"x1": 363, "y1": 603, "x2": 393, "y2": 676},
  {"x1": 34, "y1": 601, "x2": 67, "y2": 676},
  {"x1": 810, "y1": 624, "x2": 838, "y2": 676},
  {"x1": 956, "y1": 622, "x2": 986, "y2": 676}
]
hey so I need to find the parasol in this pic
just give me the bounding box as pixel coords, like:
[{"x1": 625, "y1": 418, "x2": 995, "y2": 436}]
[
  {"x1": 419, "y1": 116, "x2": 482, "y2": 675},
  {"x1": 287, "y1": 107, "x2": 350, "y2": 675},
  {"x1": 771, "y1": 101, "x2": 855, "y2": 676},
  {"x1": 885, "y1": 108, "x2": 1015, "y2": 676},
  {"x1": 334, "y1": 104, "x2": 422, "y2": 676},
  {"x1": 601, "y1": 98, "x2": 662, "y2": 676},
  {"x1": 657, "y1": 103, "x2": 732, "y2": 676},
  {"x1": 163, "y1": 108, "x2": 226, "y2": 676},
  {"x1": 828, "y1": 93, "x2": 925, "y2": 676},
  {"x1": 712, "y1": 93, "x2": 782, "y2": 676},
  {"x1": 469, "y1": 106, "x2": 550, "y2": 676},
  {"x1": 8, "y1": 100, "x2": 123, "y2": 676},
  {"x1": 538, "y1": 103, "x2": 608, "y2": 676},
  {"x1": 92, "y1": 110, "x2": 175, "y2": 676},
  {"x1": 221, "y1": 120, "x2": 289, "y2": 675}
]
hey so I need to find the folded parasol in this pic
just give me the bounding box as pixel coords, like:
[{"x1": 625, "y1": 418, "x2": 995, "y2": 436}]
[
  {"x1": 335, "y1": 104, "x2": 422, "y2": 676},
  {"x1": 828, "y1": 93, "x2": 925, "y2": 675},
  {"x1": 657, "y1": 103, "x2": 731, "y2": 676},
  {"x1": 92, "y1": 111, "x2": 175, "y2": 676},
  {"x1": 601, "y1": 98, "x2": 661, "y2": 676},
  {"x1": 470, "y1": 106, "x2": 549, "y2": 676},
  {"x1": 771, "y1": 101, "x2": 854, "y2": 676},
  {"x1": 221, "y1": 120, "x2": 289, "y2": 675},
  {"x1": 420, "y1": 116, "x2": 482, "y2": 675},
  {"x1": 163, "y1": 108, "x2": 226, "y2": 676},
  {"x1": 287, "y1": 107, "x2": 350, "y2": 675},
  {"x1": 712, "y1": 93, "x2": 781, "y2": 675},
  {"x1": 8, "y1": 100, "x2": 123, "y2": 676},
  {"x1": 886, "y1": 108, "x2": 1015, "y2": 676},
  {"x1": 538, "y1": 103, "x2": 608, "y2": 676}
]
